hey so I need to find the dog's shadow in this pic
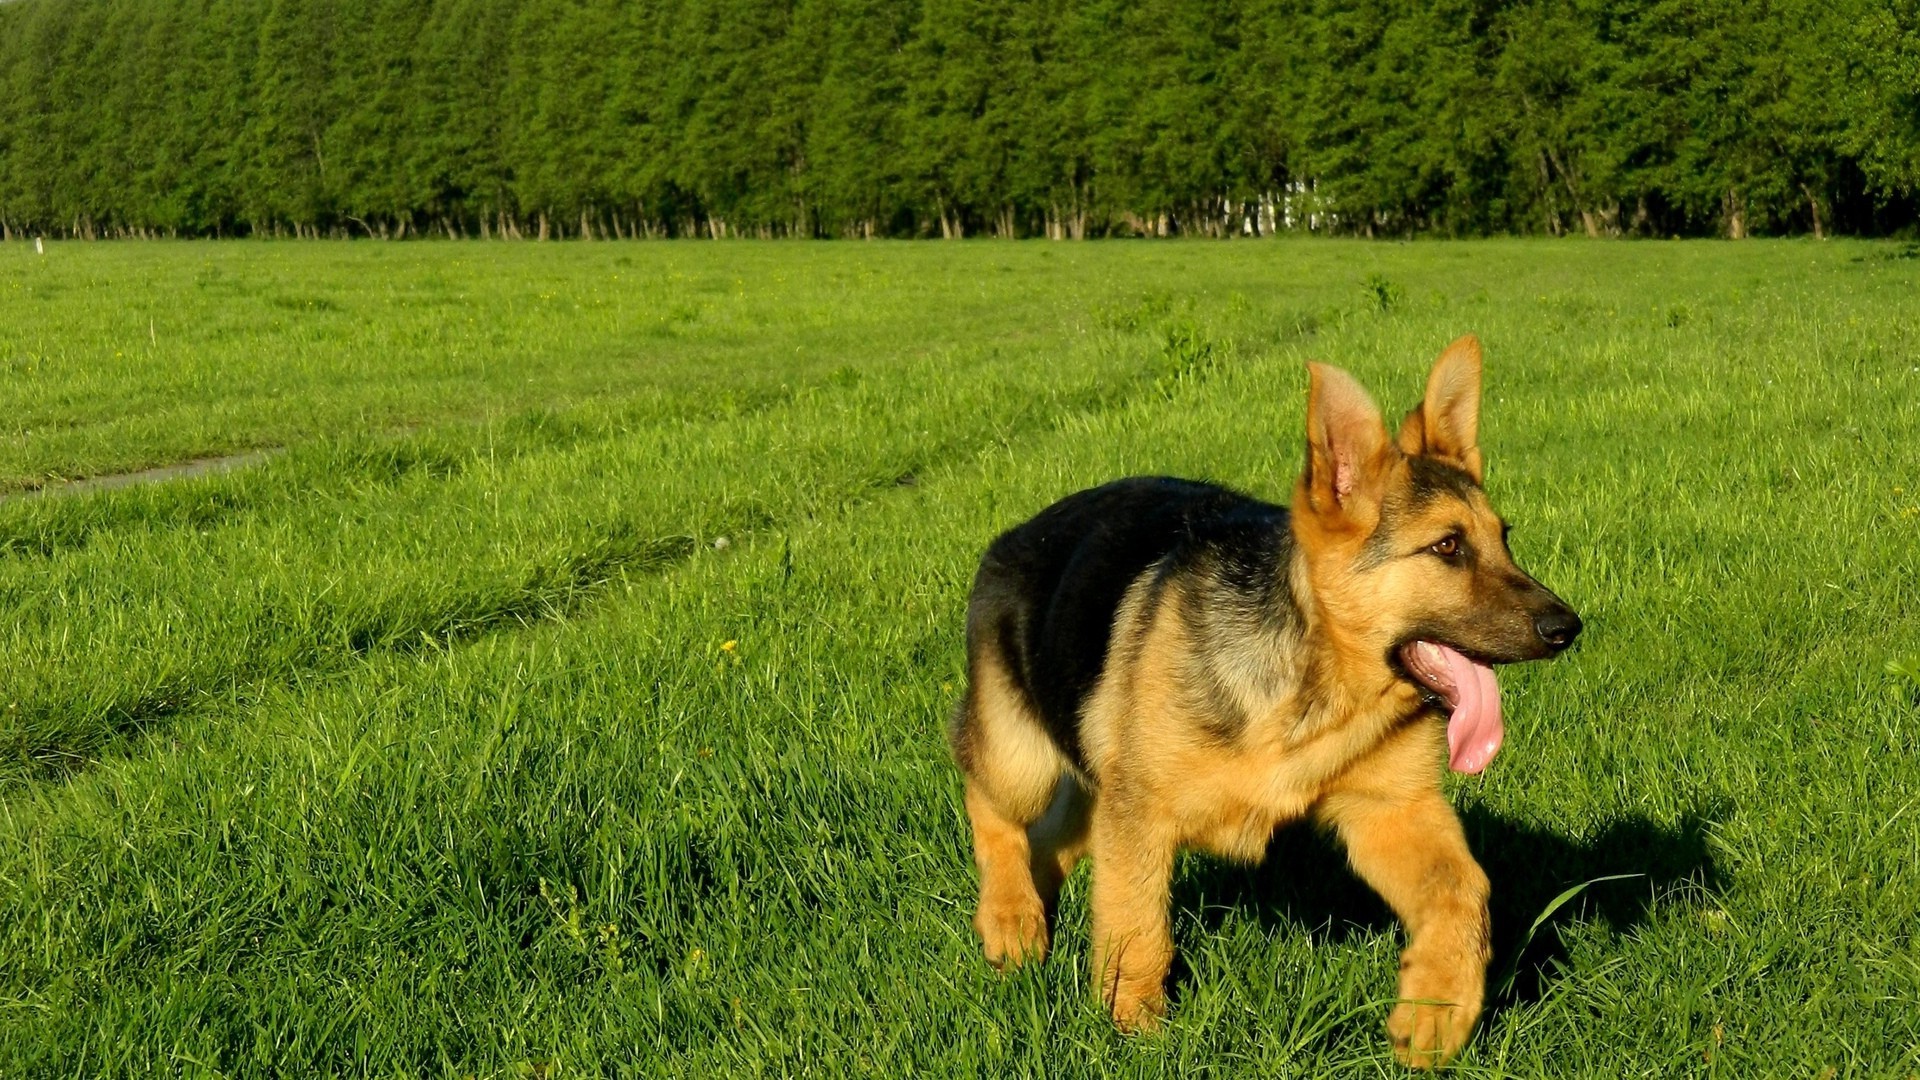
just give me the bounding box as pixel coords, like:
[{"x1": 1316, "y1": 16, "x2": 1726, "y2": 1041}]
[{"x1": 1165, "y1": 805, "x2": 1720, "y2": 1011}]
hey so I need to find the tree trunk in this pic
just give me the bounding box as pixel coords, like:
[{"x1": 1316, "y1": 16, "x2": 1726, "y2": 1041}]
[
  {"x1": 538, "y1": 212, "x2": 550, "y2": 241},
  {"x1": 1801, "y1": 183, "x2": 1824, "y2": 239},
  {"x1": 1725, "y1": 189, "x2": 1746, "y2": 239}
]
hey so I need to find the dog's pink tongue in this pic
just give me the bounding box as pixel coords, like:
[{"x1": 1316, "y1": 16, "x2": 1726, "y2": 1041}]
[{"x1": 1437, "y1": 644, "x2": 1503, "y2": 774}]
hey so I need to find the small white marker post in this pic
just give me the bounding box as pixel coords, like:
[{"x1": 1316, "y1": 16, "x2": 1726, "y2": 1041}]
[{"x1": 34, "y1": 237, "x2": 44, "y2": 255}]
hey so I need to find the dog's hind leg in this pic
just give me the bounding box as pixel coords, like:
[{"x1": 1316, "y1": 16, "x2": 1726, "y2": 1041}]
[{"x1": 950, "y1": 651, "x2": 1082, "y2": 969}]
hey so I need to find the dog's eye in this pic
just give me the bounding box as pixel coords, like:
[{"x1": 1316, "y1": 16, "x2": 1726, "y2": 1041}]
[{"x1": 1429, "y1": 535, "x2": 1461, "y2": 559}]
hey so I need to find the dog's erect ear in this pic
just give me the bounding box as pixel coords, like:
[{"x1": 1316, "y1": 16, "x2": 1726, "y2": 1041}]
[
  {"x1": 1397, "y1": 334, "x2": 1484, "y2": 482},
  {"x1": 1303, "y1": 362, "x2": 1391, "y2": 524}
]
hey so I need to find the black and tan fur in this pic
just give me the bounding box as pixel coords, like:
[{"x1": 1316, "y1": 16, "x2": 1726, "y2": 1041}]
[{"x1": 948, "y1": 336, "x2": 1580, "y2": 1067}]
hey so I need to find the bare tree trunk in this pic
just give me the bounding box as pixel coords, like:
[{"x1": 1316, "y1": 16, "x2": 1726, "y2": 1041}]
[
  {"x1": 1801, "y1": 183, "x2": 1824, "y2": 238},
  {"x1": 1725, "y1": 189, "x2": 1746, "y2": 239},
  {"x1": 1534, "y1": 151, "x2": 1563, "y2": 236},
  {"x1": 538, "y1": 212, "x2": 550, "y2": 241}
]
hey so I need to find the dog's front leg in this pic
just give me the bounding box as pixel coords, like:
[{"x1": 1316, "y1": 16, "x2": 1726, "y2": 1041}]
[
  {"x1": 1322, "y1": 787, "x2": 1491, "y2": 1069},
  {"x1": 1089, "y1": 798, "x2": 1177, "y2": 1031}
]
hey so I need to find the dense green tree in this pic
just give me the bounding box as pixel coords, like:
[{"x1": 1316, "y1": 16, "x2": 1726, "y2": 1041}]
[
  {"x1": 1846, "y1": 0, "x2": 1920, "y2": 201},
  {"x1": 0, "y1": 0, "x2": 1910, "y2": 238},
  {"x1": 405, "y1": 0, "x2": 516, "y2": 235}
]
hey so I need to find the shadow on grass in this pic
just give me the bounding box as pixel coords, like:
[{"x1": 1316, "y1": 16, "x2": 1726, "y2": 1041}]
[{"x1": 1168, "y1": 806, "x2": 1720, "y2": 1012}]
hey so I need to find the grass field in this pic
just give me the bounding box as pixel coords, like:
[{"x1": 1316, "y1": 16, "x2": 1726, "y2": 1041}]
[{"x1": 1, "y1": 238, "x2": 1917, "y2": 1077}]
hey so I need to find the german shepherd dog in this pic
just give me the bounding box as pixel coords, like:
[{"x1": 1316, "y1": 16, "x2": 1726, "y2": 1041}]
[{"x1": 947, "y1": 336, "x2": 1580, "y2": 1067}]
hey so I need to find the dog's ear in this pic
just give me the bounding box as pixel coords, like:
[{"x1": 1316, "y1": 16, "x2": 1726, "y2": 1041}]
[
  {"x1": 1397, "y1": 334, "x2": 1484, "y2": 482},
  {"x1": 1303, "y1": 362, "x2": 1391, "y2": 526}
]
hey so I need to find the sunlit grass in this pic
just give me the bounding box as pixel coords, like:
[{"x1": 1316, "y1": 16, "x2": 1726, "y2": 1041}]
[{"x1": 0, "y1": 238, "x2": 1916, "y2": 1075}]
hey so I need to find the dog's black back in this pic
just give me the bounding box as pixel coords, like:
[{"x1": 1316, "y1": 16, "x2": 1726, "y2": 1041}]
[{"x1": 967, "y1": 476, "x2": 1292, "y2": 766}]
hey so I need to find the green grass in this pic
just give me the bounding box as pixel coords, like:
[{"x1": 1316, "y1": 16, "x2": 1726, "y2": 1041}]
[{"x1": 1, "y1": 238, "x2": 1918, "y2": 1076}]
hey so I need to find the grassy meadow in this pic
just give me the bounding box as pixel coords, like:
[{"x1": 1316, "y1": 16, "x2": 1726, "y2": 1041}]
[{"x1": 1, "y1": 238, "x2": 1917, "y2": 1077}]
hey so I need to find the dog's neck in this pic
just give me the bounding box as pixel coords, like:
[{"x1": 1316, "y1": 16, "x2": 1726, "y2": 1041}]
[
  {"x1": 1283, "y1": 544, "x2": 1427, "y2": 744},
  {"x1": 1185, "y1": 527, "x2": 1419, "y2": 751}
]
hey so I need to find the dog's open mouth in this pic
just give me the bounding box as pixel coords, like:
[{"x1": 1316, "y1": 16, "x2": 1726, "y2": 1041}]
[{"x1": 1398, "y1": 641, "x2": 1504, "y2": 775}]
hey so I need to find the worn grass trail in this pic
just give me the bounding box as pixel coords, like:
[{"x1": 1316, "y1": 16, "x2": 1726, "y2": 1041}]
[
  {"x1": 0, "y1": 241, "x2": 1215, "y2": 489},
  {"x1": 1, "y1": 240, "x2": 1917, "y2": 1076},
  {"x1": 0, "y1": 342, "x2": 1160, "y2": 781}
]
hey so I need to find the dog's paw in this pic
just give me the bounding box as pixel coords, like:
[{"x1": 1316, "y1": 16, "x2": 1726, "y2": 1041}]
[
  {"x1": 1386, "y1": 957, "x2": 1483, "y2": 1069},
  {"x1": 975, "y1": 894, "x2": 1048, "y2": 969},
  {"x1": 1107, "y1": 985, "x2": 1166, "y2": 1033}
]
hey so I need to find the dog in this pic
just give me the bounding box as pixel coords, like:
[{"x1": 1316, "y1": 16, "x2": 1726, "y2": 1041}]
[{"x1": 947, "y1": 335, "x2": 1580, "y2": 1067}]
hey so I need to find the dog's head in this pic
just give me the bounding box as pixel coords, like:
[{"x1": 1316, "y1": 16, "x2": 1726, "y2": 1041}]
[{"x1": 1290, "y1": 335, "x2": 1579, "y2": 772}]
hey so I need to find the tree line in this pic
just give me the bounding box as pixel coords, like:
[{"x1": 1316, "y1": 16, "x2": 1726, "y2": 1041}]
[{"x1": 1, "y1": 0, "x2": 1916, "y2": 241}]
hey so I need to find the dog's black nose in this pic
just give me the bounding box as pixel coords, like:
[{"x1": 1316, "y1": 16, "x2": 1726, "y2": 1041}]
[{"x1": 1534, "y1": 607, "x2": 1582, "y2": 652}]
